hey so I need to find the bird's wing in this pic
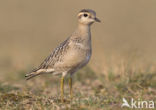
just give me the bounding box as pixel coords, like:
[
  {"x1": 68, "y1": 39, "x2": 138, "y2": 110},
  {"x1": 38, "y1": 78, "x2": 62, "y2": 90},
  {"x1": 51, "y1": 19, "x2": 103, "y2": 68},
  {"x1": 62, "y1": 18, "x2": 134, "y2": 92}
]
[
  {"x1": 34, "y1": 37, "x2": 70, "y2": 71},
  {"x1": 25, "y1": 37, "x2": 70, "y2": 80}
]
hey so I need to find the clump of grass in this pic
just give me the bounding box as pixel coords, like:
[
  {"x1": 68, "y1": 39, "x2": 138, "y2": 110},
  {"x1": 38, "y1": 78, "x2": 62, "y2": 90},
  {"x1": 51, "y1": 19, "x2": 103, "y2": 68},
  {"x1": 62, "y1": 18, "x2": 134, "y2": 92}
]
[
  {"x1": 0, "y1": 83, "x2": 19, "y2": 93},
  {"x1": 0, "y1": 93, "x2": 23, "y2": 104},
  {"x1": 0, "y1": 64, "x2": 156, "y2": 110}
]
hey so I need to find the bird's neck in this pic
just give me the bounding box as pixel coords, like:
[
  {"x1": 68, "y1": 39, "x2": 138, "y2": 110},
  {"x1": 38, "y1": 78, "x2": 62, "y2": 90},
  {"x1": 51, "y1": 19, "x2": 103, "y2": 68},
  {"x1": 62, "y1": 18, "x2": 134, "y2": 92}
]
[
  {"x1": 70, "y1": 23, "x2": 92, "y2": 49},
  {"x1": 71, "y1": 23, "x2": 91, "y2": 43},
  {"x1": 77, "y1": 23, "x2": 91, "y2": 36}
]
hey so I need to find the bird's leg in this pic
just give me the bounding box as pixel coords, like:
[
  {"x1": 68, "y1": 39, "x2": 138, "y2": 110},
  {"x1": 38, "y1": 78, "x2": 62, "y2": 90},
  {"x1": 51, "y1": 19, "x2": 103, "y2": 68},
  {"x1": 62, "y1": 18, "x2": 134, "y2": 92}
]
[
  {"x1": 69, "y1": 76, "x2": 73, "y2": 99},
  {"x1": 60, "y1": 76, "x2": 64, "y2": 102}
]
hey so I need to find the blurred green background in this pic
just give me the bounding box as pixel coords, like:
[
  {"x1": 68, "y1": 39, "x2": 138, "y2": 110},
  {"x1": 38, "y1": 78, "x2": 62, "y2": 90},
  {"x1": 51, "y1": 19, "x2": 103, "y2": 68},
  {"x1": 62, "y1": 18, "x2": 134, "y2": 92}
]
[{"x1": 0, "y1": 0, "x2": 156, "y2": 74}]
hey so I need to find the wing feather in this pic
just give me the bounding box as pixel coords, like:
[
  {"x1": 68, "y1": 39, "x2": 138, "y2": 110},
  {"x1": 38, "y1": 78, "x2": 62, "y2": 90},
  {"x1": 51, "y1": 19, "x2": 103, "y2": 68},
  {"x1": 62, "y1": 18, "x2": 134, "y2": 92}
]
[{"x1": 36, "y1": 37, "x2": 70, "y2": 70}]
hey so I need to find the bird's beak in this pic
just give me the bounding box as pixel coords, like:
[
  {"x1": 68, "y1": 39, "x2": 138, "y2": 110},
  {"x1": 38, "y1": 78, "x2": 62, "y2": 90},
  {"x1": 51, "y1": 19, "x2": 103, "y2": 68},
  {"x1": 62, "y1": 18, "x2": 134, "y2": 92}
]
[{"x1": 95, "y1": 17, "x2": 101, "y2": 22}]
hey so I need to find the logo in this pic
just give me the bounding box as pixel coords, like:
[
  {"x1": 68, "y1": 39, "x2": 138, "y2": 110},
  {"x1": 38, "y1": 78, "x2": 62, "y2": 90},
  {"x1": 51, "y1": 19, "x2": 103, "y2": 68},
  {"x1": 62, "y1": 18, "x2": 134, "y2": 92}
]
[{"x1": 121, "y1": 98, "x2": 155, "y2": 109}]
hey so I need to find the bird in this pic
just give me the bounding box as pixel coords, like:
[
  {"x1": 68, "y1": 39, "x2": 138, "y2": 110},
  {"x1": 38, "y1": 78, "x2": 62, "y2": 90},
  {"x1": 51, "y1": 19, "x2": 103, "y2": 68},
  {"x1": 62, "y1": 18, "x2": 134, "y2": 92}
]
[{"x1": 25, "y1": 9, "x2": 100, "y2": 102}]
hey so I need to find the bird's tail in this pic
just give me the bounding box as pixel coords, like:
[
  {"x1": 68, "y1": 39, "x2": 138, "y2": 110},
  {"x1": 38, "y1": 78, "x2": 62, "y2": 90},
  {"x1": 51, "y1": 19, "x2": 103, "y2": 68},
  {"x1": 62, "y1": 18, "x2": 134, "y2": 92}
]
[
  {"x1": 25, "y1": 68, "x2": 54, "y2": 80},
  {"x1": 25, "y1": 71, "x2": 41, "y2": 80},
  {"x1": 25, "y1": 68, "x2": 42, "y2": 80}
]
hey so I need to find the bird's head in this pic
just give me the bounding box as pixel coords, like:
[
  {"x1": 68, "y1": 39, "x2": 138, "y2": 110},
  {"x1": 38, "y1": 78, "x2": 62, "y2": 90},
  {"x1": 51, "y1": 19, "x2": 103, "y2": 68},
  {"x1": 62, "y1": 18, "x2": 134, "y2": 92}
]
[{"x1": 77, "y1": 9, "x2": 101, "y2": 25}]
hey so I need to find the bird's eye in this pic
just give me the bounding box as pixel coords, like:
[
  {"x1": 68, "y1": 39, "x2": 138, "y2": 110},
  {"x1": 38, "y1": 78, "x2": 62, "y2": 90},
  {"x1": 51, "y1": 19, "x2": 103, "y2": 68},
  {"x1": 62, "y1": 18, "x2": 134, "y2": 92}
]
[{"x1": 83, "y1": 14, "x2": 88, "y2": 17}]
